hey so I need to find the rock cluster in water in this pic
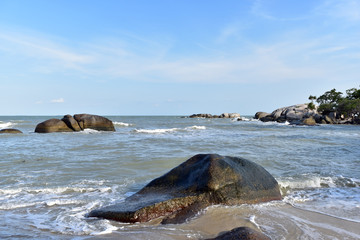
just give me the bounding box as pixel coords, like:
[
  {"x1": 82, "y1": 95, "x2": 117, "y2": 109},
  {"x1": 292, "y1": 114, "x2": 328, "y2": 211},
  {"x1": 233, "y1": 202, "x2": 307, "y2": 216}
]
[
  {"x1": 35, "y1": 114, "x2": 115, "y2": 133},
  {"x1": 189, "y1": 113, "x2": 241, "y2": 118},
  {"x1": 88, "y1": 154, "x2": 281, "y2": 224},
  {"x1": 255, "y1": 103, "x2": 354, "y2": 125}
]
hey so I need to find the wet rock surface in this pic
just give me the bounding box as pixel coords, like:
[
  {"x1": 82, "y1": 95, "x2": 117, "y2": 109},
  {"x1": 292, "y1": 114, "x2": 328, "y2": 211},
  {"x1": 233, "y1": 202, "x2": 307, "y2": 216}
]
[
  {"x1": 35, "y1": 114, "x2": 115, "y2": 133},
  {"x1": 88, "y1": 154, "x2": 281, "y2": 224},
  {"x1": 206, "y1": 227, "x2": 271, "y2": 240},
  {"x1": 0, "y1": 128, "x2": 23, "y2": 134}
]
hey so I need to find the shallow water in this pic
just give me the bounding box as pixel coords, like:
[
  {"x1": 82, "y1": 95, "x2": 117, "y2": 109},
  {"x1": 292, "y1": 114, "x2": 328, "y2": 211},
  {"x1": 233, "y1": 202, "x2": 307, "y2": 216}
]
[{"x1": 0, "y1": 116, "x2": 359, "y2": 239}]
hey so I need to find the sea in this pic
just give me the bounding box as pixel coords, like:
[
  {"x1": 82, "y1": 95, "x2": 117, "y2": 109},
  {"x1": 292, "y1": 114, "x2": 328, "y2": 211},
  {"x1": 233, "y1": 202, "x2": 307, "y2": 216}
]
[{"x1": 0, "y1": 115, "x2": 359, "y2": 239}]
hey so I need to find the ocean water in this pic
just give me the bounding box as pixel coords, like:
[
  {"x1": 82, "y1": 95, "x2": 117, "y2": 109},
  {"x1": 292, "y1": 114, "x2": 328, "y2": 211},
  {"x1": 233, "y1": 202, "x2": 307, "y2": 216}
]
[{"x1": 0, "y1": 116, "x2": 359, "y2": 239}]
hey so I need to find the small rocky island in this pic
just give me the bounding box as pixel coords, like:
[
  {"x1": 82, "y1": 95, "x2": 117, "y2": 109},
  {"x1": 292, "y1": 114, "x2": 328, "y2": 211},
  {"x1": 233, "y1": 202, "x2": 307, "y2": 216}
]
[
  {"x1": 256, "y1": 87, "x2": 360, "y2": 125},
  {"x1": 35, "y1": 114, "x2": 115, "y2": 133},
  {"x1": 88, "y1": 154, "x2": 281, "y2": 224}
]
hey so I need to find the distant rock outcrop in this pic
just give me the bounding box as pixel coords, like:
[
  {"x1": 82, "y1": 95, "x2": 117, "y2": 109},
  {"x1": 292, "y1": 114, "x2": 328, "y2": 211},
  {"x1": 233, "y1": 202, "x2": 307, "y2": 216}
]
[
  {"x1": 0, "y1": 128, "x2": 23, "y2": 134},
  {"x1": 256, "y1": 104, "x2": 320, "y2": 125},
  {"x1": 88, "y1": 154, "x2": 281, "y2": 224},
  {"x1": 256, "y1": 103, "x2": 356, "y2": 125},
  {"x1": 35, "y1": 114, "x2": 115, "y2": 133},
  {"x1": 189, "y1": 113, "x2": 241, "y2": 119}
]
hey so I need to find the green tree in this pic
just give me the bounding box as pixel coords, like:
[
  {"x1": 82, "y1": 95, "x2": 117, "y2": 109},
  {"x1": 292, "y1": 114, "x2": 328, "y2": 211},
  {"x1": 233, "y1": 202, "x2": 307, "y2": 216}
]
[
  {"x1": 346, "y1": 87, "x2": 360, "y2": 100},
  {"x1": 337, "y1": 99, "x2": 360, "y2": 118},
  {"x1": 316, "y1": 88, "x2": 343, "y2": 105},
  {"x1": 309, "y1": 87, "x2": 360, "y2": 122},
  {"x1": 317, "y1": 103, "x2": 336, "y2": 115},
  {"x1": 308, "y1": 95, "x2": 317, "y2": 110},
  {"x1": 308, "y1": 95, "x2": 317, "y2": 101}
]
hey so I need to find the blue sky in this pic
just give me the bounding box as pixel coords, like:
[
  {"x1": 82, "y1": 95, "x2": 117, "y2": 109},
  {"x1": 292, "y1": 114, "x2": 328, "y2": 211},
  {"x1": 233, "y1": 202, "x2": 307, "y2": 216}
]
[{"x1": 0, "y1": 0, "x2": 359, "y2": 115}]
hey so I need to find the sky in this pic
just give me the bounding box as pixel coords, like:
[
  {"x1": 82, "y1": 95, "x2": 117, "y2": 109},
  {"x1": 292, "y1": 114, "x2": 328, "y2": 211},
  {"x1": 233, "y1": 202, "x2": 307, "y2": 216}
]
[{"x1": 0, "y1": 0, "x2": 359, "y2": 115}]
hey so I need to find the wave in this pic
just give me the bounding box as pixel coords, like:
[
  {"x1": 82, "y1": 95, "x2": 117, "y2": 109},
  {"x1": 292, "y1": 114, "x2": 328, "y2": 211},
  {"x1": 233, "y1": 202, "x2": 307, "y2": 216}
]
[
  {"x1": 0, "y1": 185, "x2": 114, "y2": 198},
  {"x1": 113, "y1": 121, "x2": 132, "y2": 127},
  {"x1": 0, "y1": 121, "x2": 15, "y2": 129},
  {"x1": 134, "y1": 128, "x2": 179, "y2": 134},
  {"x1": 134, "y1": 125, "x2": 206, "y2": 134},
  {"x1": 279, "y1": 175, "x2": 359, "y2": 190},
  {"x1": 185, "y1": 125, "x2": 206, "y2": 130},
  {"x1": 81, "y1": 128, "x2": 101, "y2": 134}
]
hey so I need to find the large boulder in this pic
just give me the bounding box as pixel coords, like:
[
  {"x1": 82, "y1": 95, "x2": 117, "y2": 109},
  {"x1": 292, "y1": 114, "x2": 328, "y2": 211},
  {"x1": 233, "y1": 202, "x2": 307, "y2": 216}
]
[
  {"x1": 35, "y1": 114, "x2": 115, "y2": 133},
  {"x1": 61, "y1": 115, "x2": 81, "y2": 131},
  {"x1": 88, "y1": 154, "x2": 281, "y2": 224},
  {"x1": 206, "y1": 227, "x2": 271, "y2": 240},
  {"x1": 254, "y1": 112, "x2": 270, "y2": 120},
  {"x1": 73, "y1": 114, "x2": 115, "y2": 131},
  {"x1": 35, "y1": 119, "x2": 73, "y2": 133},
  {"x1": 0, "y1": 128, "x2": 23, "y2": 134},
  {"x1": 301, "y1": 116, "x2": 316, "y2": 126},
  {"x1": 228, "y1": 113, "x2": 241, "y2": 118}
]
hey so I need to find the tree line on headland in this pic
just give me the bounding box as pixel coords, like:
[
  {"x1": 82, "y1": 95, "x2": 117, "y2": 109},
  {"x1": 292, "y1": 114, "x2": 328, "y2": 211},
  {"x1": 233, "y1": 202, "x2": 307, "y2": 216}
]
[
  {"x1": 308, "y1": 86, "x2": 360, "y2": 121},
  {"x1": 253, "y1": 86, "x2": 360, "y2": 125}
]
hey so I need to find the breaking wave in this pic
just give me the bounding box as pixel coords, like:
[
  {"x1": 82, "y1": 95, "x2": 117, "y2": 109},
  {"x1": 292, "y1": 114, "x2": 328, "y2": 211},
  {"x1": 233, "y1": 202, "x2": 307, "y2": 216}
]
[
  {"x1": 113, "y1": 121, "x2": 132, "y2": 127},
  {"x1": 0, "y1": 121, "x2": 15, "y2": 129},
  {"x1": 134, "y1": 125, "x2": 206, "y2": 134}
]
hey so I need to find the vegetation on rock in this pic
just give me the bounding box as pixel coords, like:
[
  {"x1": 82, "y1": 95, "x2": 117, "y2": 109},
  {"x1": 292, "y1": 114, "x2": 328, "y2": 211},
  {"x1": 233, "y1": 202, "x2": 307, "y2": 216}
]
[{"x1": 310, "y1": 86, "x2": 360, "y2": 121}]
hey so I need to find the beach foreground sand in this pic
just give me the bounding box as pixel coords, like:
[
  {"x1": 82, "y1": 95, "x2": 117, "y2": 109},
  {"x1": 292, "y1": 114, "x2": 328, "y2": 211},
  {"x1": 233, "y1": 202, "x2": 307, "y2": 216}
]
[{"x1": 88, "y1": 202, "x2": 360, "y2": 239}]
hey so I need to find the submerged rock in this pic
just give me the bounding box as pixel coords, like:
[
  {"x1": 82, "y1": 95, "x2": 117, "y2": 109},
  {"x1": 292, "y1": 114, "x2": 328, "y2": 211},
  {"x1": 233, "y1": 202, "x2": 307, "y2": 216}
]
[
  {"x1": 35, "y1": 114, "x2": 115, "y2": 133},
  {"x1": 0, "y1": 128, "x2": 23, "y2": 134},
  {"x1": 88, "y1": 154, "x2": 281, "y2": 224},
  {"x1": 206, "y1": 227, "x2": 271, "y2": 240}
]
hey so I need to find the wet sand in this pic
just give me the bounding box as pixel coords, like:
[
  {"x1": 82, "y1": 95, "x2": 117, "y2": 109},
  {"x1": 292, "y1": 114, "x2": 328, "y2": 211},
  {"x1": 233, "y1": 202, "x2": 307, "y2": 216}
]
[{"x1": 89, "y1": 202, "x2": 360, "y2": 239}]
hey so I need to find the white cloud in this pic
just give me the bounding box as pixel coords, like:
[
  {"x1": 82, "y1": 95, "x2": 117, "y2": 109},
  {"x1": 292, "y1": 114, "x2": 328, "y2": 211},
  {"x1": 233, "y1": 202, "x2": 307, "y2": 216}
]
[
  {"x1": 51, "y1": 98, "x2": 65, "y2": 103},
  {"x1": 0, "y1": 29, "x2": 94, "y2": 73},
  {"x1": 1, "y1": 20, "x2": 360, "y2": 87}
]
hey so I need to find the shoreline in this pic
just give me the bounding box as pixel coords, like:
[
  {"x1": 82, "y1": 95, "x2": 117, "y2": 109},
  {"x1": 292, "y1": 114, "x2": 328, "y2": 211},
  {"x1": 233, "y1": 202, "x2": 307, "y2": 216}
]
[{"x1": 86, "y1": 202, "x2": 360, "y2": 239}]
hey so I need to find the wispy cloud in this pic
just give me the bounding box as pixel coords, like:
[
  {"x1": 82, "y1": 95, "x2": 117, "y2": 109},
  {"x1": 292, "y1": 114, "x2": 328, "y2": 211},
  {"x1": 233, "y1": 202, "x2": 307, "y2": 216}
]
[
  {"x1": 51, "y1": 98, "x2": 65, "y2": 103},
  {"x1": 317, "y1": 0, "x2": 360, "y2": 22},
  {"x1": 1, "y1": 17, "x2": 360, "y2": 86},
  {"x1": 0, "y1": 29, "x2": 94, "y2": 73}
]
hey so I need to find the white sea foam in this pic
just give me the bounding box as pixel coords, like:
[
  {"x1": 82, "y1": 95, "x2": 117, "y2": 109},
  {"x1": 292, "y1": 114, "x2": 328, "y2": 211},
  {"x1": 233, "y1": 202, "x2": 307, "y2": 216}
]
[
  {"x1": 134, "y1": 125, "x2": 206, "y2": 134},
  {"x1": 278, "y1": 175, "x2": 359, "y2": 192},
  {"x1": 0, "y1": 186, "x2": 113, "y2": 198},
  {"x1": 279, "y1": 176, "x2": 326, "y2": 190},
  {"x1": 134, "y1": 128, "x2": 179, "y2": 134},
  {"x1": 113, "y1": 121, "x2": 132, "y2": 127},
  {"x1": 0, "y1": 202, "x2": 38, "y2": 210},
  {"x1": 0, "y1": 121, "x2": 14, "y2": 129},
  {"x1": 82, "y1": 128, "x2": 100, "y2": 134},
  {"x1": 185, "y1": 125, "x2": 206, "y2": 130},
  {"x1": 249, "y1": 215, "x2": 261, "y2": 229}
]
